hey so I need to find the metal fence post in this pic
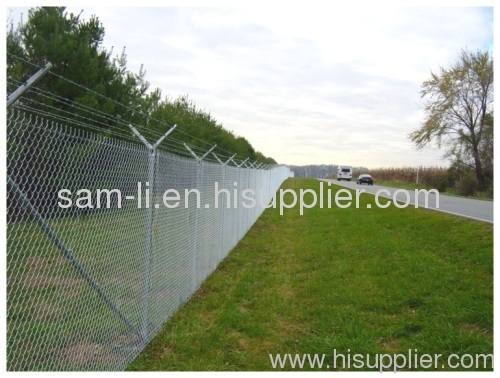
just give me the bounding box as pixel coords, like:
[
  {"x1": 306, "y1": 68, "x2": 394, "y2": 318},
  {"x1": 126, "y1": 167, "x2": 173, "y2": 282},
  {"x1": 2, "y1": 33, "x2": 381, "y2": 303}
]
[
  {"x1": 183, "y1": 143, "x2": 217, "y2": 291},
  {"x1": 141, "y1": 149, "x2": 156, "y2": 339},
  {"x1": 212, "y1": 153, "x2": 225, "y2": 261},
  {"x1": 128, "y1": 124, "x2": 177, "y2": 340},
  {"x1": 212, "y1": 152, "x2": 236, "y2": 261},
  {"x1": 236, "y1": 158, "x2": 249, "y2": 241}
]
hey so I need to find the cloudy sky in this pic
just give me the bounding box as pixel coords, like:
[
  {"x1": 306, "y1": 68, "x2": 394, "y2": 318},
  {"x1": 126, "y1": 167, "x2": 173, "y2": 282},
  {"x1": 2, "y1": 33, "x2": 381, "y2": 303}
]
[{"x1": 6, "y1": 2, "x2": 494, "y2": 168}]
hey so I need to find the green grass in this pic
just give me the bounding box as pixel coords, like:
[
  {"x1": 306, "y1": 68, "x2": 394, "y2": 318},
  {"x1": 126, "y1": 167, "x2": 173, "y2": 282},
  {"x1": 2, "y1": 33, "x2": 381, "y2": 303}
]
[
  {"x1": 127, "y1": 178, "x2": 493, "y2": 371},
  {"x1": 374, "y1": 179, "x2": 429, "y2": 191}
]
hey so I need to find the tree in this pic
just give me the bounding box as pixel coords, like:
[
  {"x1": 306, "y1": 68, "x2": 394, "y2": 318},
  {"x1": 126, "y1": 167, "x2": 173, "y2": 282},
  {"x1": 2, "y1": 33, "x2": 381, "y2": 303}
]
[
  {"x1": 7, "y1": 7, "x2": 158, "y2": 131},
  {"x1": 6, "y1": 7, "x2": 160, "y2": 219},
  {"x1": 410, "y1": 49, "x2": 493, "y2": 189},
  {"x1": 479, "y1": 113, "x2": 493, "y2": 185}
]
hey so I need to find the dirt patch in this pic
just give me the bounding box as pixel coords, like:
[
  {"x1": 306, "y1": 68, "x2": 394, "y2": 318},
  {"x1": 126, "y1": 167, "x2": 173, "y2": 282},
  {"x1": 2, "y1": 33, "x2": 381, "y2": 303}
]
[
  {"x1": 159, "y1": 345, "x2": 175, "y2": 359},
  {"x1": 379, "y1": 338, "x2": 402, "y2": 352},
  {"x1": 460, "y1": 322, "x2": 490, "y2": 335},
  {"x1": 32, "y1": 302, "x2": 61, "y2": 321},
  {"x1": 21, "y1": 256, "x2": 104, "y2": 299},
  {"x1": 58, "y1": 340, "x2": 125, "y2": 369},
  {"x1": 22, "y1": 273, "x2": 85, "y2": 291},
  {"x1": 192, "y1": 286, "x2": 214, "y2": 301},
  {"x1": 26, "y1": 255, "x2": 68, "y2": 270}
]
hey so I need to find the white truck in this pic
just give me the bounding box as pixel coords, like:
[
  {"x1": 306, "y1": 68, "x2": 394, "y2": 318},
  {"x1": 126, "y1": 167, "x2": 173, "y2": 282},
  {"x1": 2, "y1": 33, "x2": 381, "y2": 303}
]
[{"x1": 336, "y1": 166, "x2": 352, "y2": 181}]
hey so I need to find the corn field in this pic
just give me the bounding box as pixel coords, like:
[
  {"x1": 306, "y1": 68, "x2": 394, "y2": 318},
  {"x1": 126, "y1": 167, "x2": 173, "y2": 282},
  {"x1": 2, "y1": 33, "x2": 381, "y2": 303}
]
[{"x1": 362, "y1": 167, "x2": 450, "y2": 188}]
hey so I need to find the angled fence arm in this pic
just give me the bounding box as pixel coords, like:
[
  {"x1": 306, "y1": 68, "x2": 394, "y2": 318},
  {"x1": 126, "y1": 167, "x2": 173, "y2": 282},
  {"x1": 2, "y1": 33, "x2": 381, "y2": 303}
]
[
  {"x1": 212, "y1": 153, "x2": 224, "y2": 165},
  {"x1": 128, "y1": 124, "x2": 152, "y2": 149},
  {"x1": 183, "y1": 143, "x2": 199, "y2": 160},
  {"x1": 225, "y1": 153, "x2": 237, "y2": 166},
  {"x1": 7, "y1": 62, "x2": 53, "y2": 108},
  {"x1": 237, "y1": 157, "x2": 249, "y2": 168},
  {"x1": 200, "y1": 145, "x2": 217, "y2": 161},
  {"x1": 152, "y1": 124, "x2": 177, "y2": 150}
]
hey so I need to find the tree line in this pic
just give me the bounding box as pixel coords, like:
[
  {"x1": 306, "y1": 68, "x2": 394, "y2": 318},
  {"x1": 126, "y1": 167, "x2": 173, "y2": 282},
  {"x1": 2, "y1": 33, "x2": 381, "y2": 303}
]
[{"x1": 7, "y1": 6, "x2": 276, "y2": 164}]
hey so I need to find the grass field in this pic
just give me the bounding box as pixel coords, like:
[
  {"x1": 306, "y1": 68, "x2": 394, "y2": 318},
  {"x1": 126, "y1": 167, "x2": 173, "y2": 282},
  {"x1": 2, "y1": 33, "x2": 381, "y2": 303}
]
[{"x1": 127, "y1": 178, "x2": 493, "y2": 371}]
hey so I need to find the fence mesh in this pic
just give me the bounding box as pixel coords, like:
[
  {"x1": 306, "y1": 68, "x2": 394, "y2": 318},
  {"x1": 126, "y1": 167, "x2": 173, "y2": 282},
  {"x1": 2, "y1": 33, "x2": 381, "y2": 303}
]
[{"x1": 7, "y1": 110, "x2": 291, "y2": 371}]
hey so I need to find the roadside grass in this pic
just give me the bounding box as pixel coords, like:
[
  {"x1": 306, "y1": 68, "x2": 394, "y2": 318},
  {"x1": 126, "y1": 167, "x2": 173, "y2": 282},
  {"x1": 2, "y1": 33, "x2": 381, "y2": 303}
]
[
  {"x1": 374, "y1": 179, "x2": 429, "y2": 191},
  {"x1": 127, "y1": 178, "x2": 493, "y2": 371}
]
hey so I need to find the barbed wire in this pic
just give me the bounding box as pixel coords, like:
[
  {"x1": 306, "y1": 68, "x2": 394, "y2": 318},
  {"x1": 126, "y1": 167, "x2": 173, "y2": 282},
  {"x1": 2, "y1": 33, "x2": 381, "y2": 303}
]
[
  {"x1": 8, "y1": 77, "x2": 243, "y2": 164},
  {"x1": 7, "y1": 52, "x2": 261, "y2": 165}
]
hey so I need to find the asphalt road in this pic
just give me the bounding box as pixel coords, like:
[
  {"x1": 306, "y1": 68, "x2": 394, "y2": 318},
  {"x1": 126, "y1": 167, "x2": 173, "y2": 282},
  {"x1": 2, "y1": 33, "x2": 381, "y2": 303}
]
[{"x1": 321, "y1": 179, "x2": 493, "y2": 223}]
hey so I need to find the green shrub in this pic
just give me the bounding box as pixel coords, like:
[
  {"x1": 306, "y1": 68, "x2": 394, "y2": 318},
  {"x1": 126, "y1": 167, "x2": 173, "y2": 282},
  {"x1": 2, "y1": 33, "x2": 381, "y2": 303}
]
[
  {"x1": 435, "y1": 176, "x2": 450, "y2": 192},
  {"x1": 457, "y1": 173, "x2": 478, "y2": 196}
]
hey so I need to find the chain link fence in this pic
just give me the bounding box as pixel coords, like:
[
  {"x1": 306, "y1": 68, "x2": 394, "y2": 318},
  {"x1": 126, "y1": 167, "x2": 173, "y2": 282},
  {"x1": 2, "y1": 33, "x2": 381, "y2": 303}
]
[{"x1": 7, "y1": 110, "x2": 291, "y2": 371}]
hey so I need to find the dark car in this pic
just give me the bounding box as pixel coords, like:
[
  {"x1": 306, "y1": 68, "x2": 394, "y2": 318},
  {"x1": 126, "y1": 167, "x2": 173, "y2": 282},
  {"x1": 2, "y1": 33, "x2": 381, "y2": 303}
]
[{"x1": 357, "y1": 174, "x2": 373, "y2": 185}]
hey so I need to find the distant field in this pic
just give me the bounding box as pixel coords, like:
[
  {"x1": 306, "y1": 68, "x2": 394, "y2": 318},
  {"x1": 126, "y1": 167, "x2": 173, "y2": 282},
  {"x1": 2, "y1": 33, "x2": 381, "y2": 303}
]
[{"x1": 127, "y1": 178, "x2": 493, "y2": 371}]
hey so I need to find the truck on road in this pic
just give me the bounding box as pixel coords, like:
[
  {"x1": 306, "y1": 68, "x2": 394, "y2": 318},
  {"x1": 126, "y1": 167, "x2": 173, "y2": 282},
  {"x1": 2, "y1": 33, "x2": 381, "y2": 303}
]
[{"x1": 337, "y1": 166, "x2": 352, "y2": 181}]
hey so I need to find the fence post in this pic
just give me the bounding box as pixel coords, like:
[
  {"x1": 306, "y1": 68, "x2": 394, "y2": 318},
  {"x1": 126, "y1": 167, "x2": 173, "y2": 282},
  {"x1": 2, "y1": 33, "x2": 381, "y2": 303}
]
[
  {"x1": 222, "y1": 154, "x2": 237, "y2": 250},
  {"x1": 183, "y1": 143, "x2": 217, "y2": 291},
  {"x1": 236, "y1": 158, "x2": 249, "y2": 241},
  {"x1": 212, "y1": 152, "x2": 236, "y2": 261},
  {"x1": 128, "y1": 123, "x2": 177, "y2": 340},
  {"x1": 212, "y1": 153, "x2": 225, "y2": 261}
]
